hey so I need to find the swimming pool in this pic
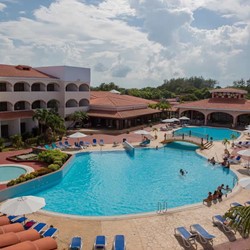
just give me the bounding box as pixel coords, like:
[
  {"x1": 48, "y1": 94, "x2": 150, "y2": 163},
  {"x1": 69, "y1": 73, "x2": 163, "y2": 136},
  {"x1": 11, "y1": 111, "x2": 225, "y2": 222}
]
[
  {"x1": 175, "y1": 126, "x2": 240, "y2": 141},
  {"x1": 35, "y1": 142, "x2": 237, "y2": 216},
  {"x1": 0, "y1": 165, "x2": 27, "y2": 184}
]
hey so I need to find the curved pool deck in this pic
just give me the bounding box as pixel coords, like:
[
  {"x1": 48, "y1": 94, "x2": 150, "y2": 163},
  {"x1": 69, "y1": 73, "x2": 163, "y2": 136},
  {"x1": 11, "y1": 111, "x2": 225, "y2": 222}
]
[{"x1": 1, "y1": 127, "x2": 249, "y2": 249}]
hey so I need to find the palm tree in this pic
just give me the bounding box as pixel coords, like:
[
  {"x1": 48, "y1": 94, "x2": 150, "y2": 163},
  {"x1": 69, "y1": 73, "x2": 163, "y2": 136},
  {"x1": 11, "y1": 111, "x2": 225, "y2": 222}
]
[
  {"x1": 67, "y1": 111, "x2": 89, "y2": 128},
  {"x1": 32, "y1": 109, "x2": 50, "y2": 134},
  {"x1": 222, "y1": 138, "x2": 230, "y2": 149},
  {"x1": 230, "y1": 133, "x2": 237, "y2": 144},
  {"x1": 225, "y1": 206, "x2": 250, "y2": 237}
]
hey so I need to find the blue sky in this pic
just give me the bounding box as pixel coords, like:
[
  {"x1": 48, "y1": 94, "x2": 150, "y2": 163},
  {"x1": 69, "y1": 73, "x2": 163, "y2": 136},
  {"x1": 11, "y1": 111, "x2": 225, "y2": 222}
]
[{"x1": 0, "y1": 0, "x2": 249, "y2": 88}]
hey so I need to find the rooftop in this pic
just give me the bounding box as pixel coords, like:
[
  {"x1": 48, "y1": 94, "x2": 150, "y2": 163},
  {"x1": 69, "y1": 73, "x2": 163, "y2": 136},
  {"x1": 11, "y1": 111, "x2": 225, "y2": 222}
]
[
  {"x1": 177, "y1": 98, "x2": 250, "y2": 111},
  {"x1": 90, "y1": 91, "x2": 156, "y2": 108},
  {"x1": 210, "y1": 88, "x2": 247, "y2": 94},
  {"x1": 0, "y1": 64, "x2": 58, "y2": 79}
]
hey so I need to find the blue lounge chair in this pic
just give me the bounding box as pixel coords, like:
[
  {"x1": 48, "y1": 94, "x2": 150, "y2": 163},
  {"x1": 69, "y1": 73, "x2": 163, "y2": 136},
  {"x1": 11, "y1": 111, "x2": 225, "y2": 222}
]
[
  {"x1": 92, "y1": 139, "x2": 97, "y2": 146},
  {"x1": 42, "y1": 227, "x2": 58, "y2": 238},
  {"x1": 190, "y1": 224, "x2": 215, "y2": 244},
  {"x1": 32, "y1": 222, "x2": 47, "y2": 233},
  {"x1": 64, "y1": 141, "x2": 72, "y2": 147},
  {"x1": 74, "y1": 142, "x2": 81, "y2": 149},
  {"x1": 99, "y1": 139, "x2": 104, "y2": 146},
  {"x1": 230, "y1": 202, "x2": 243, "y2": 207},
  {"x1": 58, "y1": 141, "x2": 66, "y2": 149},
  {"x1": 13, "y1": 216, "x2": 27, "y2": 224},
  {"x1": 94, "y1": 235, "x2": 106, "y2": 249},
  {"x1": 51, "y1": 142, "x2": 59, "y2": 149},
  {"x1": 83, "y1": 141, "x2": 90, "y2": 147},
  {"x1": 8, "y1": 215, "x2": 19, "y2": 222},
  {"x1": 212, "y1": 215, "x2": 235, "y2": 233},
  {"x1": 244, "y1": 201, "x2": 250, "y2": 206},
  {"x1": 113, "y1": 235, "x2": 125, "y2": 250},
  {"x1": 44, "y1": 144, "x2": 52, "y2": 150},
  {"x1": 79, "y1": 141, "x2": 86, "y2": 149},
  {"x1": 174, "y1": 226, "x2": 196, "y2": 248},
  {"x1": 139, "y1": 139, "x2": 150, "y2": 147},
  {"x1": 69, "y1": 236, "x2": 82, "y2": 250}
]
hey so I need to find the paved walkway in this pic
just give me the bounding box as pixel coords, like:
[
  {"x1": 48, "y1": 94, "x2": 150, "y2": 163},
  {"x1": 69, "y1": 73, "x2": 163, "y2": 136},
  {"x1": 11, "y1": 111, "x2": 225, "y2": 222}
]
[{"x1": 1, "y1": 126, "x2": 250, "y2": 249}]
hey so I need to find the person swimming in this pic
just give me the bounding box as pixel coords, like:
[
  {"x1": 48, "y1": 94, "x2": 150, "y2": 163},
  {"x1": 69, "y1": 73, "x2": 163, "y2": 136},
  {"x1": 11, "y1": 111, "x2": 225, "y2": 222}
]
[{"x1": 179, "y1": 169, "x2": 188, "y2": 176}]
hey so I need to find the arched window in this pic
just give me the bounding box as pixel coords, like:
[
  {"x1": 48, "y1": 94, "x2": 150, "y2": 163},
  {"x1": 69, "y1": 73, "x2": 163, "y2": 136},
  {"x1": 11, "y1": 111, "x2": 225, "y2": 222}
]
[{"x1": 65, "y1": 99, "x2": 78, "y2": 107}]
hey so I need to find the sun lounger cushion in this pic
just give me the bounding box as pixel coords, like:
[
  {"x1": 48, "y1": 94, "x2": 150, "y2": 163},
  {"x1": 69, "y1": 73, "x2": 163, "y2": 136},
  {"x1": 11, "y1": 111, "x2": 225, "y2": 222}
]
[
  {"x1": 0, "y1": 223, "x2": 24, "y2": 234},
  {"x1": 0, "y1": 216, "x2": 10, "y2": 226},
  {"x1": 212, "y1": 215, "x2": 234, "y2": 233},
  {"x1": 32, "y1": 222, "x2": 47, "y2": 233},
  {"x1": 42, "y1": 227, "x2": 58, "y2": 238},
  {"x1": 230, "y1": 202, "x2": 242, "y2": 207},
  {"x1": 0, "y1": 229, "x2": 40, "y2": 248},
  {"x1": 190, "y1": 224, "x2": 215, "y2": 243},
  {"x1": 69, "y1": 236, "x2": 82, "y2": 250},
  {"x1": 113, "y1": 235, "x2": 125, "y2": 250},
  {"x1": 174, "y1": 227, "x2": 196, "y2": 248},
  {"x1": 1, "y1": 237, "x2": 58, "y2": 250},
  {"x1": 94, "y1": 235, "x2": 106, "y2": 249}
]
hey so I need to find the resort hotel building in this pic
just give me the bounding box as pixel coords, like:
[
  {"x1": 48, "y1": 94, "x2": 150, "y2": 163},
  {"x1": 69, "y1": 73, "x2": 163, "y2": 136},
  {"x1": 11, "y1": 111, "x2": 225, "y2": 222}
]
[
  {"x1": 177, "y1": 88, "x2": 250, "y2": 128},
  {"x1": 0, "y1": 64, "x2": 160, "y2": 138}
]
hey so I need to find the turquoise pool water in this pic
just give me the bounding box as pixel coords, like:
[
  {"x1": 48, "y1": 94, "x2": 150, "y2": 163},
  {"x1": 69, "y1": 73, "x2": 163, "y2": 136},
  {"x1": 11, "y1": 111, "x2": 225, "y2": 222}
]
[
  {"x1": 35, "y1": 142, "x2": 237, "y2": 216},
  {"x1": 0, "y1": 166, "x2": 26, "y2": 182},
  {"x1": 176, "y1": 126, "x2": 240, "y2": 141}
]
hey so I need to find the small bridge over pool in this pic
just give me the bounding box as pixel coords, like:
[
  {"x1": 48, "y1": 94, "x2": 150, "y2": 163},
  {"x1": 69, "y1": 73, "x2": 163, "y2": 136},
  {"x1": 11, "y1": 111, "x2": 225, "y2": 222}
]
[{"x1": 162, "y1": 134, "x2": 213, "y2": 149}]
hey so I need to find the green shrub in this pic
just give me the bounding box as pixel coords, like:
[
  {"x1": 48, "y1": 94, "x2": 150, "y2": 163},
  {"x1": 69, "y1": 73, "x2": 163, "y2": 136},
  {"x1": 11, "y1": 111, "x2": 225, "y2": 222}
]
[
  {"x1": 7, "y1": 180, "x2": 15, "y2": 186},
  {"x1": 25, "y1": 137, "x2": 39, "y2": 146},
  {"x1": 48, "y1": 164, "x2": 60, "y2": 171},
  {"x1": 38, "y1": 150, "x2": 68, "y2": 165},
  {"x1": 36, "y1": 168, "x2": 53, "y2": 176}
]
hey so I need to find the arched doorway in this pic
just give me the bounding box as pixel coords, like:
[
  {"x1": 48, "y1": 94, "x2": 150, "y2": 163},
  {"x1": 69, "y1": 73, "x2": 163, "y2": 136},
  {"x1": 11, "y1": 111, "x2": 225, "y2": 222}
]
[
  {"x1": 207, "y1": 112, "x2": 233, "y2": 127},
  {"x1": 181, "y1": 110, "x2": 205, "y2": 125},
  {"x1": 236, "y1": 114, "x2": 250, "y2": 127}
]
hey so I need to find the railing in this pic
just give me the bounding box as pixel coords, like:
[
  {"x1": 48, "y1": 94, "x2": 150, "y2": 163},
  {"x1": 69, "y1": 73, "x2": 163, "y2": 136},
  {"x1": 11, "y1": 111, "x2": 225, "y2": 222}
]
[
  {"x1": 173, "y1": 130, "x2": 210, "y2": 140},
  {"x1": 157, "y1": 201, "x2": 167, "y2": 214}
]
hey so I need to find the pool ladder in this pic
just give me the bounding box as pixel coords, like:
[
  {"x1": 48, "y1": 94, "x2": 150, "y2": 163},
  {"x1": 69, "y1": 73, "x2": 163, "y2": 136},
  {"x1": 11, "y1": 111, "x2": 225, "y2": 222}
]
[{"x1": 157, "y1": 201, "x2": 167, "y2": 214}]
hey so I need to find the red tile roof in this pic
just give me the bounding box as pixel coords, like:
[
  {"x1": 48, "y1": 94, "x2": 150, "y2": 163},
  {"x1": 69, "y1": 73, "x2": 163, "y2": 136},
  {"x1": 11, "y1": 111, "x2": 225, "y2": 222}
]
[
  {"x1": 90, "y1": 91, "x2": 156, "y2": 108},
  {"x1": 0, "y1": 64, "x2": 58, "y2": 79},
  {"x1": 88, "y1": 108, "x2": 161, "y2": 119},
  {"x1": 177, "y1": 98, "x2": 250, "y2": 111},
  {"x1": 210, "y1": 88, "x2": 247, "y2": 94}
]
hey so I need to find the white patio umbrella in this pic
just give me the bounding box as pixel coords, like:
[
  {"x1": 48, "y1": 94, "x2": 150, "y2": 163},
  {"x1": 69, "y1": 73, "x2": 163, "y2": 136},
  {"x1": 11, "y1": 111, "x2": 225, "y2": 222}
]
[
  {"x1": 237, "y1": 149, "x2": 250, "y2": 171},
  {"x1": 110, "y1": 89, "x2": 121, "y2": 94},
  {"x1": 171, "y1": 118, "x2": 180, "y2": 122},
  {"x1": 238, "y1": 177, "x2": 250, "y2": 190},
  {"x1": 134, "y1": 130, "x2": 151, "y2": 135},
  {"x1": 243, "y1": 129, "x2": 250, "y2": 134},
  {"x1": 68, "y1": 132, "x2": 88, "y2": 142},
  {"x1": 179, "y1": 116, "x2": 190, "y2": 120},
  {"x1": 162, "y1": 118, "x2": 175, "y2": 123},
  {"x1": 0, "y1": 196, "x2": 46, "y2": 216},
  {"x1": 68, "y1": 132, "x2": 88, "y2": 139}
]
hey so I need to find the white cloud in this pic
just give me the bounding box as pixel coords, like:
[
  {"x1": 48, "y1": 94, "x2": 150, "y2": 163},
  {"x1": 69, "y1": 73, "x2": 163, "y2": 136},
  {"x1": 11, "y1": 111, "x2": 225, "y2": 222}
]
[
  {"x1": 0, "y1": 0, "x2": 249, "y2": 88},
  {"x1": 0, "y1": 3, "x2": 6, "y2": 11}
]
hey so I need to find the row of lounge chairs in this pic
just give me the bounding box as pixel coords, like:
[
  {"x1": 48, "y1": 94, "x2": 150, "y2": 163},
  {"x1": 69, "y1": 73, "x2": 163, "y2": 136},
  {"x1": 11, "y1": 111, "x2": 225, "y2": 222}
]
[
  {"x1": 69, "y1": 234, "x2": 126, "y2": 250},
  {"x1": 0, "y1": 216, "x2": 58, "y2": 249},
  {"x1": 175, "y1": 200, "x2": 250, "y2": 248},
  {"x1": 44, "y1": 139, "x2": 105, "y2": 150},
  {"x1": 234, "y1": 141, "x2": 250, "y2": 148},
  {"x1": 175, "y1": 224, "x2": 215, "y2": 248}
]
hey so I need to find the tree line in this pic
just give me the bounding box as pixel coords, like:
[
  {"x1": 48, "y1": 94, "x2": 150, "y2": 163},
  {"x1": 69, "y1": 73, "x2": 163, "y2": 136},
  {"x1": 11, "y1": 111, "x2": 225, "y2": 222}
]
[{"x1": 91, "y1": 77, "x2": 250, "y2": 101}]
